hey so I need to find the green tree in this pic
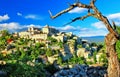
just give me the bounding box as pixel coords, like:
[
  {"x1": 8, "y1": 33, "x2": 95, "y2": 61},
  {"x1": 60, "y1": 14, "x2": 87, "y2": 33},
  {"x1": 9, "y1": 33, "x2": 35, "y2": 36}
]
[
  {"x1": 93, "y1": 51, "x2": 97, "y2": 63},
  {"x1": 35, "y1": 42, "x2": 45, "y2": 48},
  {"x1": 116, "y1": 26, "x2": 120, "y2": 61},
  {"x1": 77, "y1": 44, "x2": 82, "y2": 48},
  {"x1": 3, "y1": 63, "x2": 46, "y2": 77},
  {"x1": 47, "y1": 37, "x2": 57, "y2": 43},
  {"x1": 0, "y1": 30, "x2": 10, "y2": 37},
  {"x1": 91, "y1": 42, "x2": 97, "y2": 47},
  {"x1": 46, "y1": 48, "x2": 53, "y2": 57},
  {"x1": 0, "y1": 30, "x2": 12, "y2": 50},
  {"x1": 57, "y1": 56, "x2": 63, "y2": 65},
  {"x1": 116, "y1": 40, "x2": 120, "y2": 60}
]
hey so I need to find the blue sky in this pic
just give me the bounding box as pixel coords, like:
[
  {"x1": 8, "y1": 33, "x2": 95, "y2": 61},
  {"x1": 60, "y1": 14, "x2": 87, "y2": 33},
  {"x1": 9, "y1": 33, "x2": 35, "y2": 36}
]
[{"x1": 0, "y1": 0, "x2": 120, "y2": 37}]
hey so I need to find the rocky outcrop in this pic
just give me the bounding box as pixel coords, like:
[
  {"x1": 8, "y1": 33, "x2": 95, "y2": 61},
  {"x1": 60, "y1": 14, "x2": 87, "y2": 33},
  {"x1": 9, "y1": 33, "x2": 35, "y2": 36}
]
[
  {"x1": 62, "y1": 44, "x2": 72, "y2": 61},
  {"x1": 52, "y1": 64, "x2": 107, "y2": 77}
]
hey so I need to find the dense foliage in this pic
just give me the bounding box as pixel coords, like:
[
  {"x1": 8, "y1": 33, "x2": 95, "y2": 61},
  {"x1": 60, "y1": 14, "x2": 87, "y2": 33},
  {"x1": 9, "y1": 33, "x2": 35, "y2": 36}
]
[{"x1": 0, "y1": 30, "x2": 57, "y2": 77}]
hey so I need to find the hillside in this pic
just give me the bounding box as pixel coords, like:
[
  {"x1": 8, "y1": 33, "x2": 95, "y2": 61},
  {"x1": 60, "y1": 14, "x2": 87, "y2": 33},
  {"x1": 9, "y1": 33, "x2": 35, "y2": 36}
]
[{"x1": 0, "y1": 27, "x2": 107, "y2": 77}]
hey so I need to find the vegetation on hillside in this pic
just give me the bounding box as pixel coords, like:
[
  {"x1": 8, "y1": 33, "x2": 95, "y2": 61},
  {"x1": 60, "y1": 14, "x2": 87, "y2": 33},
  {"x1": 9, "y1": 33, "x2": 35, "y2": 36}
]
[{"x1": 0, "y1": 27, "x2": 120, "y2": 76}]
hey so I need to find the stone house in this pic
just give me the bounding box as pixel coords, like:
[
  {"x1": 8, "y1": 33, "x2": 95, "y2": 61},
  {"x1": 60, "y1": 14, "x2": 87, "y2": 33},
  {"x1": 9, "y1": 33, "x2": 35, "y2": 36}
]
[
  {"x1": 18, "y1": 31, "x2": 30, "y2": 38},
  {"x1": 65, "y1": 32, "x2": 73, "y2": 37},
  {"x1": 42, "y1": 25, "x2": 59, "y2": 35},
  {"x1": 28, "y1": 26, "x2": 41, "y2": 34},
  {"x1": 30, "y1": 33, "x2": 48, "y2": 40}
]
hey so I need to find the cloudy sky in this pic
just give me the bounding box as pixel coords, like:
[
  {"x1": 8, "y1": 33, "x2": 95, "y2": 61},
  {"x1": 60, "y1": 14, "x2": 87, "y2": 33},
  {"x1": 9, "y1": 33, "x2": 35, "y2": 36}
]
[{"x1": 0, "y1": 0, "x2": 120, "y2": 37}]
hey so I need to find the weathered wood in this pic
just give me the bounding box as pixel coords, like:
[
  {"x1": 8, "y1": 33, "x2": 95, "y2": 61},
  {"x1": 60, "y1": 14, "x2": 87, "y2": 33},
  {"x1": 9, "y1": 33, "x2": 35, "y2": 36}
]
[{"x1": 105, "y1": 33, "x2": 120, "y2": 77}]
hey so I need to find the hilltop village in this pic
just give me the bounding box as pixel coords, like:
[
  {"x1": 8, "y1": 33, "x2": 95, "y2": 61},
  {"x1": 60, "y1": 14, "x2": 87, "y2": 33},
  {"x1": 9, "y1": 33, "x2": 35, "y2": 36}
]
[
  {"x1": 1, "y1": 25, "x2": 104, "y2": 64},
  {"x1": 0, "y1": 25, "x2": 107, "y2": 77}
]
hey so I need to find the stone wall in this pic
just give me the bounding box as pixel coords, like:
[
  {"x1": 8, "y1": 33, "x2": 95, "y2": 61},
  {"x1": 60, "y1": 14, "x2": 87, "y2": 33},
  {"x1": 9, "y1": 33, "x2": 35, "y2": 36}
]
[
  {"x1": 19, "y1": 31, "x2": 30, "y2": 38},
  {"x1": 31, "y1": 33, "x2": 48, "y2": 40}
]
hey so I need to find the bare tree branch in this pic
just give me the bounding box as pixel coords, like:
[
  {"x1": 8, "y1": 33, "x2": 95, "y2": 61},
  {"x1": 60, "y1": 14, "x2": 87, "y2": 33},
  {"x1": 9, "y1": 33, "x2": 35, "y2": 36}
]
[
  {"x1": 49, "y1": 0, "x2": 119, "y2": 38},
  {"x1": 112, "y1": 21, "x2": 116, "y2": 30},
  {"x1": 49, "y1": 3, "x2": 92, "y2": 19},
  {"x1": 63, "y1": 13, "x2": 95, "y2": 26},
  {"x1": 48, "y1": 10, "x2": 53, "y2": 18},
  {"x1": 49, "y1": 5, "x2": 76, "y2": 19}
]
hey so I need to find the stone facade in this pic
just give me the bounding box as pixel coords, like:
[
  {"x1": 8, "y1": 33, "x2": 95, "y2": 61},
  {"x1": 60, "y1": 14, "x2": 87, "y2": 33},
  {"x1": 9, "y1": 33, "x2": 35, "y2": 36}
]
[
  {"x1": 30, "y1": 33, "x2": 48, "y2": 40},
  {"x1": 18, "y1": 31, "x2": 30, "y2": 38},
  {"x1": 42, "y1": 25, "x2": 59, "y2": 35},
  {"x1": 18, "y1": 25, "x2": 59, "y2": 42},
  {"x1": 28, "y1": 26, "x2": 41, "y2": 34},
  {"x1": 66, "y1": 32, "x2": 73, "y2": 37}
]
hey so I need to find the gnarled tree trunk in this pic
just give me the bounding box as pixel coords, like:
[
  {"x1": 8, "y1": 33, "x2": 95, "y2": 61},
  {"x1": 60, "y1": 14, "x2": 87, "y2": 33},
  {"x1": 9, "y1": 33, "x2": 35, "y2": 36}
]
[{"x1": 105, "y1": 33, "x2": 120, "y2": 77}]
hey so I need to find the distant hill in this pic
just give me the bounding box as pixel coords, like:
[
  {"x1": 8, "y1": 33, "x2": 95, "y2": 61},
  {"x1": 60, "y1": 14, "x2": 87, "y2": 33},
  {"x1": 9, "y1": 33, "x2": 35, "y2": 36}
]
[{"x1": 81, "y1": 36, "x2": 105, "y2": 43}]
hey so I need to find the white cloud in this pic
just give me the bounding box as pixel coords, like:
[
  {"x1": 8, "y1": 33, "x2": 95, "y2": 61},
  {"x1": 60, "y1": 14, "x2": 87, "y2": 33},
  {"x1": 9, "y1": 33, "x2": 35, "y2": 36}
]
[
  {"x1": 107, "y1": 13, "x2": 120, "y2": 25},
  {"x1": 114, "y1": 21, "x2": 120, "y2": 25},
  {"x1": 107, "y1": 13, "x2": 120, "y2": 20},
  {"x1": 17, "y1": 12, "x2": 22, "y2": 16},
  {"x1": 79, "y1": 29, "x2": 108, "y2": 37},
  {"x1": 68, "y1": 7, "x2": 87, "y2": 14},
  {"x1": 57, "y1": 25, "x2": 108, "y2": 37},
  {"x1": 25, "y1": 24, "x2": 42, "y2": 28},
  {"x1": 24, "y1": 14, "x2": 43, "y2": 20},
  {"x1": 25, "y1": 14, "x2": 36, "y2": 19},
  {"x1": 60, "y1": 25, "x2": 76, "y2": 31},
  {"x1": 0, "y1": 22, "x2": 42, "y2": 32},
  {"x1": 92, "y1": 12, "x2": 120, "y2": 29},
  {"x1": 0, "y1": 14, "x2": 10, "y2": 22},
  {"x1": 57, "y1": 25, "x2": 82, "y2": 32},
  {"x1": 57, "y1": 12, "x2": 120, "y2": 37},
  {"x1": 0, "y1": 22, "x2": 20, "y2": 32},
  {"x1": 55, "y1": 25, "x2": 106, "y2": 37},
  {"x1": 17, "y1": 13, "x2": 44, "y2": 20},
  {"x1": 91, "y1": 22, "x2": 106, "y2": 29}
]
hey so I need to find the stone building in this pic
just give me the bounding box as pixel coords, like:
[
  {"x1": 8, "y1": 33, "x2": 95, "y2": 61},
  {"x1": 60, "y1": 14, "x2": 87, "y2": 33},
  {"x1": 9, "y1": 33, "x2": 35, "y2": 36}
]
[
  {"x1": 18, "y1": 26, "x2": 41, "y2": 38},
  {"x1": 28, "y1": 26, "x2": 41, "y2": 34},
  {"x1": 65, "y1": 32, "x2": 73, "y2": 37},
  {"x1": 18, "y1": 31, "x2": 30, "y2": 38},
  {"x1": 42, "y1": 24, "x2": 59, "y2": 35},
  {"x1": 30, "y1": 33, "x2": 48, "y2": 40},
  {"x1": 18, "y1": 25, "x2": 60, "y2": 43}
]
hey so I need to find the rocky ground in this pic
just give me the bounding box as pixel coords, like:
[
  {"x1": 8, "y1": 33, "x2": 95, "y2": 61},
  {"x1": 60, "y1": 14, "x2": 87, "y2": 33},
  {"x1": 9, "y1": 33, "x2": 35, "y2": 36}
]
[{"x1": 52, "y1": 64, "x2": 107, "y2": 77}]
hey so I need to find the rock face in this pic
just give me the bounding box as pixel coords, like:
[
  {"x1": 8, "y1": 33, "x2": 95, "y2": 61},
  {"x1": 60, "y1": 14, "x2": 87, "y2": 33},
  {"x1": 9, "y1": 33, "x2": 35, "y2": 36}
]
[{"x1": 52, "y1": 64, "x2": 107, "y2": 77}]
